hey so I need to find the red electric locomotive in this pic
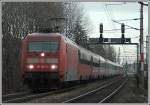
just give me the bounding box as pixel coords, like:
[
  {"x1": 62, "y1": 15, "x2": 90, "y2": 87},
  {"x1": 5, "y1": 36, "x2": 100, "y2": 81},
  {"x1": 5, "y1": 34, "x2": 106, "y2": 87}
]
[
  {"x1": 21, "y1": 32, "x2": 124, "y2": 91},
  {"x1": 21, "y1": 33, "x2": 67, "y2": 90}
]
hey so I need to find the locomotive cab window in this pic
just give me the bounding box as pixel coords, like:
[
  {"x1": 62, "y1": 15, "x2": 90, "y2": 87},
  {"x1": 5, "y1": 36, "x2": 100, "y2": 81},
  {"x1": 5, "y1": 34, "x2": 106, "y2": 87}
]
[{"x1": 28, "y1": 41, "x2": 59, "y2": 52}]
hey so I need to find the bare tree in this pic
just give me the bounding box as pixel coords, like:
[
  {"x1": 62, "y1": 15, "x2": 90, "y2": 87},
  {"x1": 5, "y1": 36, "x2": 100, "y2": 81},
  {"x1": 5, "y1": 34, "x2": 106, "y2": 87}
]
[{"x1": 2, "y1": 2, "x2": 65, "y2": 94}]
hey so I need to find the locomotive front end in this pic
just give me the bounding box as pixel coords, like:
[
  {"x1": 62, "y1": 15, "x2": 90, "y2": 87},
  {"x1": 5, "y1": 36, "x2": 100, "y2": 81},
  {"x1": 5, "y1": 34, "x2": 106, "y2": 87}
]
[{"x1": 21, "y1": 33, "x2": 61, "y2": 90}]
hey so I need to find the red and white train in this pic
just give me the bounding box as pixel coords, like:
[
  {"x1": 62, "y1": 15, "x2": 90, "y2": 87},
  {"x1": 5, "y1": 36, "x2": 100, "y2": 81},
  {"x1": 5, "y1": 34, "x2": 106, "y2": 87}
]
[{"x1": 21, "y1": 32, "x2": 124, "y2": 90}]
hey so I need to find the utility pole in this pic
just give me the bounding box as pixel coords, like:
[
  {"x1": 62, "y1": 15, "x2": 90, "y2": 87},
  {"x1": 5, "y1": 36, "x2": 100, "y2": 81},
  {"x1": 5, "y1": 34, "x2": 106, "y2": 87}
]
[
  {"x1": 139, "y1": 1, "x2": 144, "y2": 88},
  {"x1": 138, "y1": 1, "x2": 148, "y2": 89}
]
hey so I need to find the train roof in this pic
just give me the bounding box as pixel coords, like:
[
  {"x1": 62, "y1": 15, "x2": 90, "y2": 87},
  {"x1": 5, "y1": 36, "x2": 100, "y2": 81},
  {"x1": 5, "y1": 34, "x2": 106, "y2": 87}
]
[
  {"x1": 27, "y1": 32, "x2": 62, "y2": 37},
  {"x1": 106, "y1": 59, "x2": 123, "y2": 67}
]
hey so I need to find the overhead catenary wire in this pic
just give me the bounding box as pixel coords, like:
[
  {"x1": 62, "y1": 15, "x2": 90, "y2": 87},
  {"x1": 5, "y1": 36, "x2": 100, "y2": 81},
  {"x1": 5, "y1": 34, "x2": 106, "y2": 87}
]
[
  {"x1": 104, "y1": 4, "x2": 118, "y2": 35},
  {"x1": 105, "y1": 4, "x2": 117, "y2": 32},
  {"x1": 115, "y1": 18, "x2": 141, "y2": 22},
  {"x1": 103, "y1": 27, "x2": 139, "y2": 32},
  {"x1": 112, "y1": 20, "x2": 140, "y2": 30},
  {"x1": 104, "y1": 5, "x2": 115, "y2": 33}
]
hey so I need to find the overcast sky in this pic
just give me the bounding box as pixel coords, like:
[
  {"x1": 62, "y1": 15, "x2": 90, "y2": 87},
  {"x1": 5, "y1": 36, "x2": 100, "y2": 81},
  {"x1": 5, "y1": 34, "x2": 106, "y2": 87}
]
[{"x1": 81, "y1": 2, "x2": 148, "y2": 64}]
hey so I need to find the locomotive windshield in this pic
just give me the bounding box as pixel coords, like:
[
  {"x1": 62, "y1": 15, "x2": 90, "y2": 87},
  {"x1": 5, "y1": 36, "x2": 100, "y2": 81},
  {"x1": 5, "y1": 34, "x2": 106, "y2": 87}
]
[{"x1": 28, "y1": 41, "x2": 59, "y2": 52}]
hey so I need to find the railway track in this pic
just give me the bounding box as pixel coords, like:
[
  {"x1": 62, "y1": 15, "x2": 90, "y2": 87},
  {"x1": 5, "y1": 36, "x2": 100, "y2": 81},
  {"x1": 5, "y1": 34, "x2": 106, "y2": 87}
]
[
  {"x1": 62, "y1": 78, "x2": 127, "y2": 103},
  {"x1": 2, "y1": 91, "x2": 31, "y2": 102},
  {"x1": 3, "y1": 76, "x2": 125, "y2": 103},
  {"x1": 99, "y1": 78, "x2": 127, "y2": 103},
  {"x1": 2, "y1": 84, "x2": 84, "y2": 103}
]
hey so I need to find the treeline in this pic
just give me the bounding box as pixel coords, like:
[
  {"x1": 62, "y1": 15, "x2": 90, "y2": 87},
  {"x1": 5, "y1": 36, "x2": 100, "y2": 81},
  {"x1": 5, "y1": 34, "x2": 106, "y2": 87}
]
[
  {"x1": 2, "y1": 2, "x2": 91, "y2": 94},
  {"x1": 2, "y1": 2, "x2": 116, "y2": 94}
]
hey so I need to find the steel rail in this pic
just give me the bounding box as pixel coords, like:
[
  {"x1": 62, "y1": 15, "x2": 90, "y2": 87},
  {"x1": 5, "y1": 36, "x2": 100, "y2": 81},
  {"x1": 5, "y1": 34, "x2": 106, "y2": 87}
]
[
  {"x1": 62, "y1": 78, "x2": 122, "y2": 103},
  {"x1": 3, "y1": 85, "x2": 82, "y2": 103},
  {"x1": 3, "y1": 76, "x2": 123, "y2": 103},
  {"x1": 2, "y1": 91, "x2": 30, "y2": 101},
  {"x1": 99, "y1": 78, "x2": 127, "y2": 103}
]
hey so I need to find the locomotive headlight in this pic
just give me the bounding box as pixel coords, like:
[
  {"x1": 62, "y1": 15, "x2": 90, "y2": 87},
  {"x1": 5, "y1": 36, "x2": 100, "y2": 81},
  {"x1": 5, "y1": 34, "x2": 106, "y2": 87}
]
[
  {"x1": 27, "y1": 64, "x2": 34, "y2": 69},
  {"x1": 40, "y1": 52, "x2": 45, "y2": 57},
  {"x1": 51, "y1": 64, "x2": 58, "y2": 70}
]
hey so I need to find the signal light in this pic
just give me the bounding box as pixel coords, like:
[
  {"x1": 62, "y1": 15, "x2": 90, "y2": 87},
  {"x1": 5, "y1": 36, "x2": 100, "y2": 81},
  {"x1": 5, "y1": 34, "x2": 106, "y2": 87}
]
[
  {"x1": 121, "y1": 23, "x2": 125, "y2": 33},
  {"x1": 99, "y1": 23, "x2": 103, "y2": 33},
  {"x1": 99, "y1": 23, "x2": 103, "y2": 42}
]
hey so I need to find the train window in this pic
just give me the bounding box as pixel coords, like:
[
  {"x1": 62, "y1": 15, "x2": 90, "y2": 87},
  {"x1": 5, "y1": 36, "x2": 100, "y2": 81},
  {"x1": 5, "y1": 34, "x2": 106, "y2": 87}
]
[
  {"x1": 102, "y1": 62, "x2": 105, "y2": 68},
  {"x1": 28, "y1": 41, "x2": 59, "y2": 52},
  {"x1": 78, "y1": 50, "x2": 81, "y2": 59},
  {"x1": 78, "y1": 50, "x2": 83, "y2": 63},
  {"x1": 78, "y1": 52, "x2": 91, "y2": 65},
  {"x1": 91, "y1": 56, "x2": 93, "y2": 65},
  {"x1": 100, "y1": 62, "x2": 103, "y2": 68},
  {"x1": 66, "y1": 44, "x2": 67, "y2": 52},
  {"x1": 84, "y1": 54, "x2": 88, "y2": 61},
  {"x1": 80, "y1": 53, "x2": 83, "y2": 59}
]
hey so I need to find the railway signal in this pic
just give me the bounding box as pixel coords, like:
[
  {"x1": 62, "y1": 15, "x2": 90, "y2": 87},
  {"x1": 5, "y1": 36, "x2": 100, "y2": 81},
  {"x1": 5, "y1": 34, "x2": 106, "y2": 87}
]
[
  {"x1": 100, "y1": 23, "x2": 103, "y2": 34},
  {"x1": 99, "y1": 23, "x2": 103, "y2": 43},
  {"x1": 121, "y1": 23, "x2": 125, "y2": 43},
  {"x1": 97, "y1": 23, "x2": 130, "y2": 44},
  {"x1": 121, "y1": 23, "x2": 125, "y2": 33}
]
